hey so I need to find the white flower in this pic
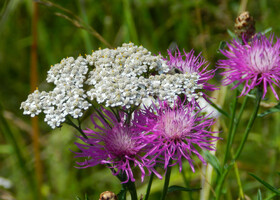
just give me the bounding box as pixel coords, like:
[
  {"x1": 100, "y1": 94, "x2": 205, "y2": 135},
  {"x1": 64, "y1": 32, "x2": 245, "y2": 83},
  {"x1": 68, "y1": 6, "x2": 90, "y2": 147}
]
[
  {"x1": 21, "y1": 43, "x2": 204, "y2": 128},
  {"x1": 21, "y1": 56, "x2": 90, "y2": 128}
]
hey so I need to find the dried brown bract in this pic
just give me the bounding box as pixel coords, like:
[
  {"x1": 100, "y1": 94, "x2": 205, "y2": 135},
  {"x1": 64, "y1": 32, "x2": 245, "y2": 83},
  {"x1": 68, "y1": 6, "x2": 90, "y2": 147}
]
[
  {"x1": 99, "y1": 191, "x2": 118, "y2": 200},
  {"x1": 234, "y1": 11, "x2": 256, "y2": 41}
]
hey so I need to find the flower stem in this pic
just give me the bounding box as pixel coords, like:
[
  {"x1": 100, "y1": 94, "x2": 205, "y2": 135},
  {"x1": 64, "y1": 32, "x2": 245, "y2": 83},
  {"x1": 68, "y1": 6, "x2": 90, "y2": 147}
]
[
  {"x1": 126, "y1": 180, "x2": 138, "y2": 200},
  {"x1": 160, "y1": 165, "x2": 172, "y2": 200},
  {"x1": 233, "y1": 153, "x2": 244, "y2": 199},
  {"x1": 109, "y1": 107, "x2": 121, "y2": 122},
  {"x1": 232, "y1": 95, "x2": 248, "y2": 138},
  {"x1": 208, "y1": 98, "x2": 229, "y2": 118},
  {"x1": 91, "y1": 101, "x2": 112, "y2": 129},
  {"x1": 66, "y1": 117, "x2": 88, "y2": 139},
  {"x1": 233, "y1": 90, "x2": 262, "y2": 160},
  {"x1": 222, "y1": 90, "x2": 238, "y2": 166},
  {"x1": 215, "y1": 89, "x2": 262, "y2": 200},
  {"x1": 144, "y1": 173, "x2": 154, "y2": 200}
]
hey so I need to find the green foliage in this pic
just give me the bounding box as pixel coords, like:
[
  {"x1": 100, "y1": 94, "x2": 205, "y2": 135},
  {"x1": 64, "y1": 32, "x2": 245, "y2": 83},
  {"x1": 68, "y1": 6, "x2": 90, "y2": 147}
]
[
  {"x1": 258, "y1": 102, "x2": 280, "y2": 117},
  {"x1": 167, "y1": 185, "x2": 201, "y2": 193},
  {"x1": 203, "y1": 151, "x2": 222, "y2": 175},
  {"x1": 249, "y1": 173, "x2": 280, "y2": 196},
  {"x1": 258, "y1": 189, "x2": 262, "y2": 200}
]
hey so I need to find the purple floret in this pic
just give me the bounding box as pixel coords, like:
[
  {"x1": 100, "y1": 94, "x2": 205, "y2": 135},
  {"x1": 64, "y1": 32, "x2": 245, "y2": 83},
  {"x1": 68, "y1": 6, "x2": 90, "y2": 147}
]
[
  {"x1": 73, "y1": 108, "x2": 161, "y2": 183},
  {"x1": 167, "y1": 49, "x2": 217, "y2": 93},
  {"x1": 135, "y1": 98, "x2": 219, "y2": 172},
  {"x1": 218, "y1": 34, "x2": 280, "y2": 99}
]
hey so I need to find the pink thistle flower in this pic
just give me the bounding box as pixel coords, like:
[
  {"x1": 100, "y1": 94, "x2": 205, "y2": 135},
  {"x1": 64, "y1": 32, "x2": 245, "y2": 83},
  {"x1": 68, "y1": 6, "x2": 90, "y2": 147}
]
[
  {"x1": 218, "y1": 34, "x2": 280, "y2": 99},
  {"x1": 73, "y1": 108, "x2": 160, "y2": 183},
  {"x1": 167, "y1": 49, "x2": 217, "y2": 92},
  {"x1": 135, "y1": 98, "x2": 219, "y2": 172}
]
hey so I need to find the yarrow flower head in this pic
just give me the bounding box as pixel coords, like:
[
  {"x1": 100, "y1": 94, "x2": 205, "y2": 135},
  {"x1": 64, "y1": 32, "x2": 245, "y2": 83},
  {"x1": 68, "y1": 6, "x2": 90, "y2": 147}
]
[
  {"x1": 166, "y1": 49, "x2": 217, "y2": 93},
  {"x1": 135, "y1": 98, "x2": 219, "y2": 172},
  {"x1": 218, "y1": 34, "x2": 280, "y2": 99},
  {"x1": 73, "y1": 108, "x2": 160, "y2": 183},
  {"x1": 21, "y1": 43, "x2": 207, "y2": 128},
  {"x1": 20, "y1": 56, "x2": 90, "y2": 128}
]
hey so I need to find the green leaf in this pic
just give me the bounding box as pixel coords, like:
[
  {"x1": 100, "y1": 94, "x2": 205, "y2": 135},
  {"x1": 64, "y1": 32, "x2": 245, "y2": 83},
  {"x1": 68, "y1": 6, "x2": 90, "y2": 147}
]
[
  {"x1": 258, "y1": 189, "x2": 262, "y2": 200},
  {"x1": 167, "y1": 185, "x2": 201, "y2": 193},
  {"x1": 261, "y1": 27, "x2": 272, "y2": 34},
  {"x1": 258, "y1": 102, "x2": 280, "y2": 117},
  {"x1": 227, "y1": 29, "x2": 237, "y2": 39},
  {"x1": 217, "y1": 41, "x2": 227, "y2": 53},
  {"x1": 203, "y1": 151, "x2": 222, "y2": 175},
  {"x1": 249, "y1": 173, "x2": 280, "y2": 195},
  {"x1": 75, "y1": 196, "x2": 82, "y2": 200}
]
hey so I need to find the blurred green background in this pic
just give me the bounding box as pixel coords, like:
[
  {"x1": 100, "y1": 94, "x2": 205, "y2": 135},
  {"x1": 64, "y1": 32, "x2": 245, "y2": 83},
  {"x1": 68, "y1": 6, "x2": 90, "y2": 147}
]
[{"x1": 1, "y1": 0, "x2": 280, "y2": 199}]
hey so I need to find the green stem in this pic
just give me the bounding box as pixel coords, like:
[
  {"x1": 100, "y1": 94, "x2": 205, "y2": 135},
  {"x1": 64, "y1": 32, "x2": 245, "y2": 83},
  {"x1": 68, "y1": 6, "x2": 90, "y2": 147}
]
[
  {"x1": 144, "y1": 173, "x2": 154, "y2": 200},
  {"x1": 126, "y1": 180, "x2": 138, "y2": 200},
  {"x1": 232, "y1": 152, "x2": 244, "y2": 199},
  {"x1": 91, "y1": 101, "x2": 112, "y2": 129},
  {"x1": 233, "y1": 90, "x2": 262, "y2": 160},
  {"x1": 232, "y1": 95, "x2": 248, "y2": 135},
  {"x1": 215, "y1": 90, "x2": 262, "y2": 200},
  {"x1": 66, "y1": 117, "x2": 88, "y2": 139},
  {"x1": 208, "y1": 98, "x2": 229, "y2": 118},
  {"x1": 160, "y1": 165, "x2": 172, "y2": 200},
  {"x1": 223, "y1": 90, "x2": 238, "y2": 166},
  {"x1": 222, "y1": 93, "x2": 248, "y2": 167},
  {"x1": 215, "y1": 168, "x2": 230, "y2": 199},
  {"x1": 109, "y1": 107, "x2": 120, "y2": 122}
]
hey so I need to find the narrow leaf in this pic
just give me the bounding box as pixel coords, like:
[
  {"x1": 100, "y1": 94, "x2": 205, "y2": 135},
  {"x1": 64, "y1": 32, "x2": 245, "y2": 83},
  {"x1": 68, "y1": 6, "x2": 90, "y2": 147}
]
[
  {"x1": 167, "y1": 185, "x2": 201, "y2": 193},
  {"x1": 258, "y1": 102, "x2": 280, "y2": 117},
  {"x1": 227, "y1": 29, "x2": 237, "y2": 38},
  {"x1": 217, "y1": 41, "x2": 227, "y2": 53},
  {"x1": 203, "y1": 151, "x2": 222, "y2": 175},
  {"x1": 257, "y1": 189, "x2": 262, "y2": 200},
  {"x1": 249, "y1": 173, "x2": 280, "y2": 195},
  {"x1": 261, "y1": 27, "x2": 272, "y2": 34}
]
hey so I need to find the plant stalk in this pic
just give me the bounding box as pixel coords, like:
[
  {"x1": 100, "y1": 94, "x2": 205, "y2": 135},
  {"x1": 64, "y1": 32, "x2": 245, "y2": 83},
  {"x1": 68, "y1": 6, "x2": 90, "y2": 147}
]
[
  {"x1": 222, "y1": 90, "x2": 238, "y2": 166},
  {"x1": 160, "y1": 165, "x2": 172, "y2": 200},
  {"x1": 215, "y1": 90, "x2": 262, "y2": 199},
  {"x1": 126, "y1": 180, "x2": 138, "y2": 200},
  {"x1": 144, "y1": 173, "x2": 154, "y2": 200}
]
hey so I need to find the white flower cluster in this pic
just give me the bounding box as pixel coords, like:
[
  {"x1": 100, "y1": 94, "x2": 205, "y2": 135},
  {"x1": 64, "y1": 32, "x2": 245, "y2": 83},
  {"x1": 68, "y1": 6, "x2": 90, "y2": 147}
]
[
  {"x1": 85, "y1": 43, "x2": 170, "y2": 108},
  {"x1": 20, "y1": 56, "x2": 91, "y2": 128},
  {"x1": 148, "y1": 73, "x2": 203, "y2": 103},
  {"x1": 86, "y1": 43, "x2": 202, "y2": 108},
  {"x1": 21, "y1": 43, "x2": 203, "y2": 128}
]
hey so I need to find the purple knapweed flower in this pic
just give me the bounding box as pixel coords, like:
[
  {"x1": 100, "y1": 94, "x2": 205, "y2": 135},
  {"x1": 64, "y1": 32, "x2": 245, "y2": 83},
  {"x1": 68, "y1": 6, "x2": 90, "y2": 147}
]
[
  {"x1": 135, "y1": 98, "x2": 219, "y2": 172},
  {"x1": 167, "y1": 49, "x2": 217, "y2": 92},
  {"x1": 73, "y1": 108, "x2": 160, "y2": 183},
  {"x1": 218, "y1": 34, "x2": 280, "y2": 99}
]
